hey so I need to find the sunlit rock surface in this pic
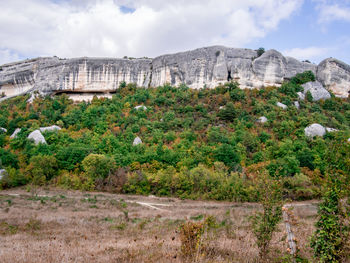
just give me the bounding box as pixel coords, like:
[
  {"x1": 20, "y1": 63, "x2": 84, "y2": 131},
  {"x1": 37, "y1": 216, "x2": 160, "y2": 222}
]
[{"x1": 1, "y1": 46, "x2": 349, "y2": 100}]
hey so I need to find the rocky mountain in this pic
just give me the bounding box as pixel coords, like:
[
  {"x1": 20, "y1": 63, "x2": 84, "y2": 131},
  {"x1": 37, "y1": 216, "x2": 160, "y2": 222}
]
[{"x1": 1, "y1": 46, "x2": 349, "y2": 100}]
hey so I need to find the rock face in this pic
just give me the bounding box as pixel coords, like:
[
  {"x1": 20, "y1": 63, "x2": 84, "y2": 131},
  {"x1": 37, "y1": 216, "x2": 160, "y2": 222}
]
[
  {"x1": 301, "y1": 81, "x2": 331, "y2": 101},
  {"x1": 317, "y1": 58, "x2": 350, "y2": 98},
  {"x1": 133, "y1": 136, "x2": 142, "y2": 146},
  {"x1": 28, "y1": 130, "x2": 46, "y2": 145},
  {"x1": 0, "y1": 46, "x2": 349, "y2": 99},
  {"x1": 304, "y1": 123, "x2": 326, "y2": 138}
]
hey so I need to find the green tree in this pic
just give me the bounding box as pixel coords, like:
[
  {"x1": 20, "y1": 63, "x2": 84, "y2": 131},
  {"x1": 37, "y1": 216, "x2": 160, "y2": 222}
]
[
  {"x1": 256, "y1": 47, "x2": 265, "y2": 57},
  {"x1": 82, "y1": 154, "x2": 116, "y2": 180},
  {"x1": 250, "y1": 172, "x2": 283, "y2": 261},
  {"x1": 310, "y1": 176, "x2": 349, "y2": 262},
  {"x1": 26, "y1": 155, "x2": 58, "y2": 184}
]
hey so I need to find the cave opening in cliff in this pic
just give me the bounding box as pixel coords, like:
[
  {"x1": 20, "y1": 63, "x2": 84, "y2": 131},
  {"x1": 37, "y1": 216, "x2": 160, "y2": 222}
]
[{"x1": 227, "y1": 70, "x2": 232, "y2": 81}]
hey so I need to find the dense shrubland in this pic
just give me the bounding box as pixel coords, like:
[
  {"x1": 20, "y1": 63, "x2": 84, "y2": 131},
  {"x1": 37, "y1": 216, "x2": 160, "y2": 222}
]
[{"x1": 0, "y1": 71, "x2": 349, "y2": 201}]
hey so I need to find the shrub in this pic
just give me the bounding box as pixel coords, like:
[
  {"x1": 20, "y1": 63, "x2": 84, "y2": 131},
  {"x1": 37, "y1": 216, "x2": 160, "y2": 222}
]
[
  {"x1": 0, "y1": 149, "x2": 19, "y2": 168},
  {"x1": 256, "y1": 47, "x2": 265, "y2": 57},
  {"x1": 218, "y1": 102, "x2": 238, "y2": 121},
  {"x1": 310, "y1": 176, "x2": 349, "y2": 262},
  {"x1": 214, "y1": 144, "x2": 241, "y2": 171},
  {"x1": 290, "y1": 70, "x2": 315, "y2": 85},
  {"x1": 26, "y1": 155, "x2": 58, "y2": 185},
  {"x1": 82, "y1": 154, "x2": 116, "y2": 180},
  {"x1": 250, "y1": 172, "x2": 283, "y2": 261},
  {"x1": 0, "y1": 168, "x2": 28, "y2": 188},
  {"x1": 179, "y1": 221, "x2": 205, "y2": 260}
]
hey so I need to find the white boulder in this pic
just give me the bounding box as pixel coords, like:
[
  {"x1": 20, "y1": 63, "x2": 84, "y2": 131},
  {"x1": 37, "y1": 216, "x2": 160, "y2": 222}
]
[
  {"x1": 276, "y1": 102, "x2": 287, "y2": 109},
  {"x1": 297, "y1": 92, "x2": 305, "y2": 100},
  {"x1": 326, "y1": 127, "x2": 339, "y2": 133},
  {"x1": 0, "y1": 169, "x2": 8, "y2": 181},
  {"x1": 28, "y1": 130, "x2": 46, "y2": 145},
  {"x1": 39, "y1": 125, "x2": 61, "y2": 132},
  {"x1": 294, "y1": 101, "x2": 300, "y2": 109},
  {"x1": 134, "y1": 105, "x2": 147, "y2": 111},
  {"x1": 10, "y1": 128, "x2": 21, "y2": 138},
  {"x1": 133, "y1": 136, "x2": 142, "y2": 146},
  {"x1": 257, "y1": 116, "x2": 268, "y2": 123},
  {"x1": 0, "y1": 127, "x2": 7, "y2": 133},
  {"x1": 304, "y1": 123, "x2": 326, "y2": 138},
  {"x1": 301, "y1": 81, "x2": 331, "y2": 101}
]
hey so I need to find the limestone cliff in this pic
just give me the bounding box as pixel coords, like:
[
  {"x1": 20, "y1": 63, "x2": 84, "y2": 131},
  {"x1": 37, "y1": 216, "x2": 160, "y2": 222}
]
[{"x1": 0, "y1": 46, "x2": 349, "y2": 100}]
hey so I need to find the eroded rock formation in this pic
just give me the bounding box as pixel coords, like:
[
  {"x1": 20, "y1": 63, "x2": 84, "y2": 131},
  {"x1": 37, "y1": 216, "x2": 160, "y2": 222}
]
[{"x1": 1, "y1": 46, "x2": 349, "y2": 100}]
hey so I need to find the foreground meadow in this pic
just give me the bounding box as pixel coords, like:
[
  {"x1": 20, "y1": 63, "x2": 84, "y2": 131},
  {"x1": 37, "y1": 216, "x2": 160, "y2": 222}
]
[{"x1": 0, "y1": 188, "x2": 320, "y2": 263}]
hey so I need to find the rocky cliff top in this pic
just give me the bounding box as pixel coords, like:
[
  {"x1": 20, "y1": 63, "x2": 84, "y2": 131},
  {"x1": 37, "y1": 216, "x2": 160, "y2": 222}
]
[{"x1": 1, "y1": 46, "x2": 349, "y2": 100}]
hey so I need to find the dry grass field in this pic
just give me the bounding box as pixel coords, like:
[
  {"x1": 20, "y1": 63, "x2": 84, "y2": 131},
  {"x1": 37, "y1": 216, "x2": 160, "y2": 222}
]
[{"x1": 0, "y1": 187, "x2": 320, "y2": 262}]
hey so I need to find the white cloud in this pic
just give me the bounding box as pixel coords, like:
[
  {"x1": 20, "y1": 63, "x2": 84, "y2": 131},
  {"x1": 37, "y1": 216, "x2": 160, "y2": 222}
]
[
  {"x1": 315, "y1": 1, "x2": 350, "y2": 23},
  {"x1": 283, "y1": 46, "x2": 330, "y2": 61},
  {"x1": 0, "y1": 0, "x2": 302, "y2": 64}
]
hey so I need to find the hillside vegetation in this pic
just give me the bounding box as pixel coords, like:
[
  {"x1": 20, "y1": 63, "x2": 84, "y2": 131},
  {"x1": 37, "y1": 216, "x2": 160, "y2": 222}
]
[{"x1": 0, "y1": 71, "x2": 349, "y2": 201}]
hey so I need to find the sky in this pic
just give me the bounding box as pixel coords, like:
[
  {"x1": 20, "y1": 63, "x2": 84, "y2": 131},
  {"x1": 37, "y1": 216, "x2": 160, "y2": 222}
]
[{"x1": 0, "y1": 0, "x2": 349, "y2": 65}]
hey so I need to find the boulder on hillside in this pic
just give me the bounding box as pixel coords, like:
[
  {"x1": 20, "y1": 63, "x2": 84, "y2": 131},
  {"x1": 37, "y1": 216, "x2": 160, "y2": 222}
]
[
  {"x1": 133, "y1": 136, "x2": 142, "y2": 146},
  {"x1": 294, "y1": 101, "x2": 300, "y2": 109},
  {"x1": 10, "y1": 128, "x2": 21, "y2": 138},
  {"x1": 39, "y1": 125, "x2": 61, "y2": 132},
  {"x1": 276, "y1": 102, "x2": 287, "y2": 109},
  {"x1": 257, "y1": 116, "x2": 268, "y2": 123},
  {"x1": 0, "y1": 169, "x2": 8, "y2": 181},
  {"x1": 28, "y1": 130, "x2": 46, "y2": 145},
  {"x1": 348, "y1": 138, "x2": 350, "y2": 143},
  {"x1": 304, "y1": 123, "x2": 326, "y2": 138},
  {"x1": 297, "y1": 92, "x2": 305, "y2": 100},
  {"x1": 326, "y1": 127, "x2": 339, "y2": 133},
  {"x1": 134, "y1": 105, "x2": 147, "y2": 111},
  {"x1": 301, "y1": 81, "x2": 331, "y2": 101},
  {"x1": 0, "y1": 127, "x2": 7, "y2": 133}
]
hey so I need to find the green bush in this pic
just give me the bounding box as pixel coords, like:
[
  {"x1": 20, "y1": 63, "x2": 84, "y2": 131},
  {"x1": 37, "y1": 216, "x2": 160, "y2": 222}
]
[
  {"x1": 310, "y1": 176, "x2": 349, "y2": 262},
  {"x1": 26, "y1": 155, "x2": 58, "y2": 185},
  {"x1": 0, "y1": 149, "x2": 19, "y2": 168},
  {"x1": 0, "y1": 168, "x2": 28, "y2": 188},
  {"x1": 82, "y1": 154, "x2": 116, "y2": 180}
]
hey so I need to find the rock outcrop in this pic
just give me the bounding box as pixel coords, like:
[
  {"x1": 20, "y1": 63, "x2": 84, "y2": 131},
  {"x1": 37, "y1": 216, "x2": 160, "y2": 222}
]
[
  {"x1": 0, "y1": 127, "x2": 7, "y2": 133},
  {"x1": 134, "y1": 105, "x2": 147, "y2": 111},
  {"x1": 294, "y1": 101, "x2": 300, "y2": 109},
  {"x1": 325, "y1": 127, "x2": 338, "y2": 133},
  {"x1": 1, "y1": 46, "x2": 349, "y2": 100},
  {"x1": 28, "y1": 130, "x2": 46, "y2": 145},
  {"x1": 276, "y1": 102, "x2": 287, "y2": 109},
  {"x1": 10, "y1": 128, "x2": 21, "y2": 138},
  {"x1": 304, "y1": 123, "x2": 326, "y2": 138},
  {"x1": 317, "y1": 58, "x2": 350, "y2": 98},
  {"x1": 257, "y1": 116, "x2": 268, "y2": 123},
  {"x1": 133, "y1": 136, "x2": 142, "y2": 146},
  {"x1": 0, "y1": 169, "x2": 8, "y2": 180},
  {"x1": 39, "y1": 125, "x2": 61, "y2": 132},
  {"x1": 301, "y1": 81, "x2": 331, "y2": 101}
]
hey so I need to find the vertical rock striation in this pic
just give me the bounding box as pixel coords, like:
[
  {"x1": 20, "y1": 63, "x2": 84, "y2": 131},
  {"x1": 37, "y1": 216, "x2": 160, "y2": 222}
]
[{"x1": 1, "y1": 46, "x2": 349, "y2": 100}]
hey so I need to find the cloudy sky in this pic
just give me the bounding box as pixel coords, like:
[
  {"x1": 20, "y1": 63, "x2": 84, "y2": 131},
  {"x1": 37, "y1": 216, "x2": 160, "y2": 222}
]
[{"x1": 0, "y1": 0, "x2": 349, "y2": 65}]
